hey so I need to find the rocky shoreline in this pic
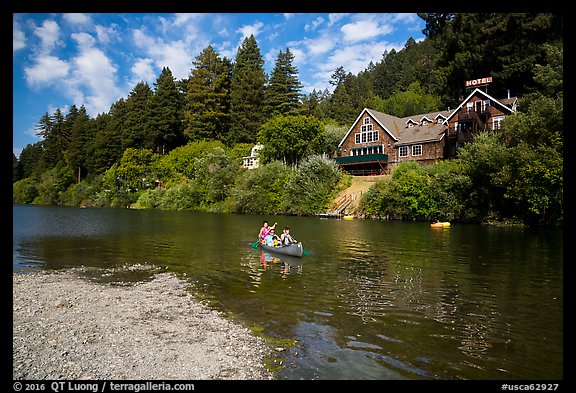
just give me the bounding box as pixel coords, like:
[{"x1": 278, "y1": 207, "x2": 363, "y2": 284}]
[{"x1": 13, "y1": 268, "x2": 274, "y2": 380}]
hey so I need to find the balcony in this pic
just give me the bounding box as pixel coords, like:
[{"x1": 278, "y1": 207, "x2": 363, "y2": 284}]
[{"x1": 332, "y1": 153, "x2": 388, "y2": 166}]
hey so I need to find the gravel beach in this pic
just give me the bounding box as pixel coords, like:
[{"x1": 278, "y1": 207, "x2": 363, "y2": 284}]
[{"x1": 13, "y1": 268, "x2": 274, "y2": 380}]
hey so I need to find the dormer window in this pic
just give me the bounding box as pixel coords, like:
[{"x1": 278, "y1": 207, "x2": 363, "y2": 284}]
[
  {"x1": 406, "y1": 119, "x2": 417, "y2": 128},
  {"x1": 422, "y1": 119, "x2": 430, "y2": 126}
]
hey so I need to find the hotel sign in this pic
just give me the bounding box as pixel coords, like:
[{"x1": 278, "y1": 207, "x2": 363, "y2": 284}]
[{"x1": 465, "y1": 76, "x2": 493, "y2": 87}]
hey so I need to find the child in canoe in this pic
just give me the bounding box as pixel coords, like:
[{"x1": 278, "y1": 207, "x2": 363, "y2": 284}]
[{"x1": 264, "y1": 229, "x2": 282, "y2": 247}]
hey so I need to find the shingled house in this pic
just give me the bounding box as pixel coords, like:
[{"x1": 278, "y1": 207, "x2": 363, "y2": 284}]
[{"x1": 333, "y1": 88, "x2": 517, "y2": 175}]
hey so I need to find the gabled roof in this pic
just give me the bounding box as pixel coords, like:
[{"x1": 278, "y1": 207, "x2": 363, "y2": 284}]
[
  {"x1": 394, "y1": 122, "x2": 446, "y2": 146},
  {"x1": 338, "y1": 108, "x2": 400, "y2": 148},
  {"x1": 338, "y1": 108, "x2": 452, "y2": 148},
  {"x1": 444, "y1": 88, "x2": 516, "y2": 123}
]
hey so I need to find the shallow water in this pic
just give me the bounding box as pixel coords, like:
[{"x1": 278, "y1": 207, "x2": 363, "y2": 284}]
[{"x1": 13, "y1": 205, "x2": 563, "y2": 380}]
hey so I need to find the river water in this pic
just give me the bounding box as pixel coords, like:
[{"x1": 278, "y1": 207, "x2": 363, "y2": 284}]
[{"x1": 12, "y1": 204, "x2": 563, "y2": 380}]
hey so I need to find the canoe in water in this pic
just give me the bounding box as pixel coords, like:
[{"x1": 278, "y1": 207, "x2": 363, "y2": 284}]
[
  {"x1": 431, "y1": 222, "x2": 451, "y2": 228},
  {"x1": 259, "y1": 241, "x2": 304, "y2": 257}
]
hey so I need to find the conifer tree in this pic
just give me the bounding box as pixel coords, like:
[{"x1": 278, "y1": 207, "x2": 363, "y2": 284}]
[
  {"x1": 65, "y1": 105, "x2": 91, "y2": 181},
  {"x1": 327, "y1": 68, "x2": 357, "y2": 124},
  {"x1": 229, "y1": 35, "x2": 268, "y2": 145},
  {"x1": 184, "y1": 45, "x2": 231, "y2": 142},
  {"x1": 36, "y1": 108, "x2": 68, "y2": 167},
  {"x1": 264, "y1": 48, "x2": 302, "y2": 117},
  {"x1": 123, "y1": 81, "x2": 154, "y2": 150},
  {"x1": 90, "y1": 101, "x2": 125, "y2": 173},
  {"x1": 150, "y1": 67, "x2": 184, "y2": 153}
]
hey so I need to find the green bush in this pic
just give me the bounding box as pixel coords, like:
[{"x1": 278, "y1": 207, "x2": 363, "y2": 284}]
[
  {"x1": 284, "y1": 155, "x2": 345, "y2": 215},
  {"x1": 232, "y1": 161, "x2": 294, "y2": 214},
  {"x1": 360, "y1": 160, "x2": 472, "y2": 221},
  {"x1": 13, "y1": 178, "x2": 39, "y2": 204}
]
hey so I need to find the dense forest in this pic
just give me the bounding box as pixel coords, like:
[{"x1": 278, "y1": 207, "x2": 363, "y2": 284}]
[{"x1": 13, "y1": 13, "x2": 564, "y2": 226}]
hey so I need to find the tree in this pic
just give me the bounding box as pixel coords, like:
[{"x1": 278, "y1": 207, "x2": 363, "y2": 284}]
[
  {"x1": 17, "y1": 142, "x2": 44, "y2": 179},
  {"x1": 229, "y1": 35, "x2": 268, "y2": 145},
  {"x1": 379, "y1": 81, "x2": 442, "y2": 117},
  {"x1": 65, "y1": 105, "x2": 91, "y2": 182},
  {"x1": 36, "y1": 108, "x2": 68, "y2": 167},
  {"x1": 257, "y1": 115, "x2": 325, "y2": 165},
  {"x1": 13, "y1": 152, "x2": 19, "y2": 181},
  {"x1": 184, "y1": 45, "x2": 232, "y2": 142},
  {"x1": 499, "y1": 93, "x2": 563, "y2": 225},
  {"x1": 89, "y1": 104, "x2": 124, "y2": 174},
  {"x1": 418, "y1": 13, "x2": 563, "y2": 101},
  {"x1": 123, "y1": 81, "x2": 154, "y2": 150},
  {"x1": 150, "y1": 67, "x2": 185, "y2": 153},
  {"x1": 330, "y1": 66, "x2": 348, "y2": 87},
  {"x1": 264, "y1": 48, "x2": 302, "y2": 117}
]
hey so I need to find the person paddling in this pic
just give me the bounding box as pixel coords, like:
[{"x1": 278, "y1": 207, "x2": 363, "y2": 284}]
[
  {"x1": 258, "y1": 221, "x2": 277, "y2": 243},
  {"x1": 281, "y1": 226, "x2": 298, "y2": 245}
]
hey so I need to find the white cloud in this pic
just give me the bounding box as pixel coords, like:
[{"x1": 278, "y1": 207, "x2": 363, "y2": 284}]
[
  {"x1": 289, "y1": 48, "x2": 306, "y2": 67},
  {"x1": 328, "y1": 13, "x2": 349, "y2": 26},
  {"x1": 63, "y1": 13, "x2": 91, "y2": 26},
  {"x1": 173, "y1": 13, "x2": 203, "y2": 27},
  {"x1": 322, "y1": 41, "x2": 398, "y2": 76},
  {"x1": 13, "y1": 22, "x2": 26, "y2": 52},
  {"x1": 215, "y1": 41, "x2": 235, "y2": 61},
  {"x1": 66, "y1": 47, "x2": 123, "y2": 116},
  {"x1": 132, "y1": 28, "x2": 193, "y2": 80},
  {"x1": 130, "y1": 58, "x2": 156, "y2": 86},
  {"x1": 305, "y1": 16, "x2": 325, "y2": 32},
  {"x1": 305, "y1": 36, "x2": 336, "y2": 56},
  {"x1": 71, "y1": 32, "x2": 96, "y2": 48},
  {"x1": 390, "y1": 13, "x2": 419, "y2": 24},
  {"x1": 34, "y1": 19, "x2": 61, "y2": 52},
  {"x1": 237, "y1": 21, "x2": 264, "y2": 40},
  {"x1": 24, "y1": 55, "x2": 70, "y2": 86},
  {"x1": 95, "y1": 24, "x2": 116, "y2": 45},
  {"x1": 341, "y1": 19, "x2": 393, "y2": 42}
]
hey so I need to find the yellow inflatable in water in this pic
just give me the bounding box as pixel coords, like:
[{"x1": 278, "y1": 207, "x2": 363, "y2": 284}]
[{"x1": 431, "y1": 222, "x2": 450, "y2": 228}]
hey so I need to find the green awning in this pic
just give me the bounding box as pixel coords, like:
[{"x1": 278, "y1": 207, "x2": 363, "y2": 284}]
[{"x1": 332, "y1": 153, "x2": 388, "y2": 165}]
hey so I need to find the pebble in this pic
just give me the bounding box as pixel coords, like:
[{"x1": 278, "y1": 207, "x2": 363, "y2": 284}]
[{"x1": 13, "y1": 269, "x2": 274, "y2": 380}]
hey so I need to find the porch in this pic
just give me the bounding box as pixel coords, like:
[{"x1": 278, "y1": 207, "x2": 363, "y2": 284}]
[{"x1": 332, "y1": 153, "x2": 389, "y2": 176}]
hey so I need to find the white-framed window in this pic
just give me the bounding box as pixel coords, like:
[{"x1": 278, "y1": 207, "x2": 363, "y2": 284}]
[
  {"x1": 399, "y1": 146, "x2": 408, "y2": 157},
  {"x1": 361, "y1": 124, "x2": 373, "y2": 132},
  {"x1": 493, "y1": 116, "x2": 504, "y2": 130},
  {"x1": 412, "y1": 145, "x2": 422, "y2": 156},
  {"x1": 355, "y1": 119, "x2": 378, "y2": 144}
]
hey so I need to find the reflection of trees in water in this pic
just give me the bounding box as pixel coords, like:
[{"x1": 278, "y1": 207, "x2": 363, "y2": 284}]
[{"x1": 341, "y1": 253, "x2": 503, "y2": 362}]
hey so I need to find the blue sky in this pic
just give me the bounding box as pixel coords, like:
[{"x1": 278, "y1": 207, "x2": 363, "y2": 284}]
[{"x1": 12, "y1": 13, "x2": 426, "y2": 157}]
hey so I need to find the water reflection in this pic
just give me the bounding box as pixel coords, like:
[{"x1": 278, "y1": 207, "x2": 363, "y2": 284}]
[
  {"x1": 13, "y1": 206, "x2": 563, "y2": 380},
  {"x1": 259, "y1": 250, "x2": 302, "y2": 275}
]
